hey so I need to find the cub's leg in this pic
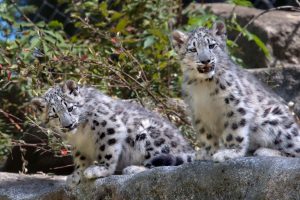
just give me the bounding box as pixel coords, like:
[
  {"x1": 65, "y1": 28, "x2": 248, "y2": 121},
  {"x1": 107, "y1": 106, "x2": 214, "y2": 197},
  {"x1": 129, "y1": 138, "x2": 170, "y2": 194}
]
[
  {"x1": 122, "y1": 165, "x2": 148, "y2": 175},
  {"x1": 253, "y1": 147, "x2": 284, "y2": 157},
  {"x1": 194, "y1": 123, "x2": 219, "y2": 160},
  {"x1": 66, "y1": 149, "x2": 92, "y2": 187},
  {"x1": 84, "y1": 121, "x2": 126, "y2": 179},
  {"x1": 213, "y1": 123, "x2": 249, "y2": 162}
]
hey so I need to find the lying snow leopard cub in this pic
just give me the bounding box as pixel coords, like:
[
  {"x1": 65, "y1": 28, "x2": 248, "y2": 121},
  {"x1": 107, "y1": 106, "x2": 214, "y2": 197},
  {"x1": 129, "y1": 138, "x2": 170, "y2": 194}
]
[
  {"x1": 172, "y1": 21, "x2": 300, "y2": 162},
  {"x1": 31, "y1": 80, "x2": 195, "y2": 187}
]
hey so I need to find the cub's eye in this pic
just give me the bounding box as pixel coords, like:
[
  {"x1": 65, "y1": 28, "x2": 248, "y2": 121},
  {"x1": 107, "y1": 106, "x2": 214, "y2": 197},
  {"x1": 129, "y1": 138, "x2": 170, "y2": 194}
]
[
  {"x1": 68, "y1": 106, "x2": 73, "y2": 112},
  {"x1": 188, "y1": 48, "x2": 197, "y2": 53},
  {"x1": 209, "y1": 44, "x2": 216, "y2": 49}
]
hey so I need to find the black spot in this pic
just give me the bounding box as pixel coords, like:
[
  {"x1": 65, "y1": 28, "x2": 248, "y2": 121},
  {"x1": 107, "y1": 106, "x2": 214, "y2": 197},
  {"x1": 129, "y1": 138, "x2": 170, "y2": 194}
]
[
  {"x1": 195, "y1": 119, "x2": 201, "y2": 125},
  {"x1": 175, "y1": 157, "x2": 184, "y2": 166},
  {"x1": 95, "y1": 139, "x2": 99, "y2": 143},
  {"x1": 93, "y1": 120, "x2": 99, "y2": 126},
  {"x1": 200, "y1": 128, "x2": 205, "y2": 134},
  {"x1": 237, "y1": 108, "x2": 246, "y2": 115},
  {"x1": 239, "y1": 118, "x2": 246, "y2": 127},
  {"x1": 154, "y1": 138, "x2": 165, "y2": 147},
  {"x1": 205, "y1": 146, "x2": 211, "y2": 151},
  {"x1": 105, "y1": 154, "x2": 112, "y2": 160},
  {"x1": 100, "y1": 132, "x2": 106, "y2": 139},
  {"x1": 286, "y1": 143, "x2": 293, "y2": 148},
  {"x1": 76, "y1": 165, "x2": 80, "y2": 169},
  {"x1": 146, "y1": 147, "x2": 154, "y2": 151},
  {"x1": 145, "y1": 152, "x2": 151, "y2": 159},
  {"x1": 274, "y1": 138, "x2": 282, "y2": 145},
  {"x1": 108, "y1": 138, "x2": 117, "y2": 145},
  {"x1": 251, "y1": 126, "x2": 258, "y2": 133},
  {"x1": 187, "y1": 156, "x2": 192, "y2": 162},
  {"x1": 136, "y1": 133, "x2": 147, "y2": 141},
  {"x1": 75, "y1": 151, "x2": 80, "y2": 157},
  {"x1": 80, "y1": 156, "x2": 86, "y2": 160},
  {"x1": 161, "y1": 146, "x2": 170, "y2": 154},
  {"x1": 149, "y1": 127, "x2": 160, "y2": 139},
  {"x1": 109, "y1": 115, "x2": 117, "y2": 122},
  {"x1": 126, "y1": 136, "x2": 135, "y2": 147},
  {"x1": 235, "y1": 99, "x2": 240, "y2": 105},
  {"x1": 286, "y1": 134, "x2": 292, "y2": 140},
  {"x1": 101, "y1": 120, "x2": 107, "y2": 127},
  {"x1": 91, "y1": 126, "x2": 95, "y2": 130},
  {"x1": 226, "y1": 81, "x2": 232, "y2": 87},
  {"x1": 171, "y1": 141, "x2": 177, "y2": 148},
  {"x1": 262, "y1": 108, "x2": 271, "y2": 118},
  {"x1": 224, "y1": 122, "x2": 229, "y2": 128},
  {"x1": 295, "y1": 148, "x2": 300, "y2": 153},
  {"x1": 164, "y1": 129, "x2": 174, "y2": 139},
  {"x1": 229, "y1": 94, "x2": 235, "y2": 101},
  {"x1": 100, "y1": 144, "x2": 105, "y2": 151},
  {"x1": 127, "y1": 128, "x2": 132, "y2": 133},
  {"x1": 291, "y1": 128, "x2": 299, "y2": 136},
  {"x1": 219, "y1": 83, "x2": 226, "y2": 90},
  {"x1": 145, "y1": 140, "x2": 151, "y2": 147},
  {"x1": 269, "y1": 120, "x2": 278, "y2": 126},
  {"x1": 206, "y1": 134, "x2": 212, "y2": 140},
  {"x1": 285, "y1": 122, "x2": 294, "y2": 129},
  {"x1": 151, "y1": 154, "x2": 173, "y2": 166},
  {"x1": 231, "y1": 123, "x2": 238, "y2": 130},
  {"x1": 272, "y1": 107, "x2": 282, "y2": 115},
  {"x1": 226, "y1": 134, "x2": 233, "y2": 142},
  {"x1": 107, "y1": 128, "x2": 115, "y2": 135},
  {"x1": 98, "y1": 155, "x2": 102, "y2": 160},
  {"x1": 227, "y1": 111, "x2": 234, "y2": 118},
  {"x1": 105, "y1": 163, "x2": 110, "y2": 167},
  {"x1": 224, "y1": 98, "x2": 229, "y2": 104},
  {"x1": 236, "y1": 136, "x2": 244, "y2": 143}
]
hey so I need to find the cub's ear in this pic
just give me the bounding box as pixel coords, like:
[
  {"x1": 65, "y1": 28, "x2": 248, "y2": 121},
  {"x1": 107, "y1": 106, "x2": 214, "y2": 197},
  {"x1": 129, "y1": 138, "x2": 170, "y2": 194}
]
[
  {"x1": 31, "y1": 97, "x2": 46, "y2": 112},
  {"x1": 171, "y1": 30, "x2": 188, "y2": 53},
  {"x1": 212, "y1": 21, "x2": 226, "y2": 39},
  {"x1": 62, "y1": 80, "x2": 79, "y2": 96}
]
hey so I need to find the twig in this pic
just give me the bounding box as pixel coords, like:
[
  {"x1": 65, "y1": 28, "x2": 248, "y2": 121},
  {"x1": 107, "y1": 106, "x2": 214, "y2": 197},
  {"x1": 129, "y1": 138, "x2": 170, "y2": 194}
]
[{"x1": 234, "y1": 6, "x2": 300, "y2": 43}]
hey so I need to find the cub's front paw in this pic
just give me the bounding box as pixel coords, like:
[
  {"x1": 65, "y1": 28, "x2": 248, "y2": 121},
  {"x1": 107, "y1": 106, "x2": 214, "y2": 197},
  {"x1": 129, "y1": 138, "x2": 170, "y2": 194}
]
[
  {"x1": 212, "y1": 149, "x2": 243, "y2": 162},
  {"x1": 66, "y1": 172, "x2": 81, "y2": 188},
  {"x1": 83, "y1": 165, "x2": 111, "y2": 179},
  {"x1": 122, "y1": 165, "x2": 148, "y2": 175}
]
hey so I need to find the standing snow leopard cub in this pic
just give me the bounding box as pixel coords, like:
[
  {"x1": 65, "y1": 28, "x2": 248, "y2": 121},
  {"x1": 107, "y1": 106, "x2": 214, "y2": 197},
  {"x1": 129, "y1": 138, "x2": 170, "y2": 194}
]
[
  {"x1": 31, "y1": 80, "x2": 195, "y2": 187},
  {"x1": 172, "y1": 21, "x2": 300, "y2": 162}
]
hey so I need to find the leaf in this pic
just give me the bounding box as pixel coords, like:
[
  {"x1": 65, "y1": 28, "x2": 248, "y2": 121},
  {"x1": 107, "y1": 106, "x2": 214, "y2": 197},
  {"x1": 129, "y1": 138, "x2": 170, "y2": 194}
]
[
  {"x1": 48, "y1": 20, "x2": 64, "y2": 30},
  {"x1": 99, "y1": 1, "x2": 108, "y2": 17},
  {"x1": 115, "y1": 17, "x2": 129, "y2": 32},
  {"x1": 143, "y1": 36, "x2": 155, "y2": 48}
]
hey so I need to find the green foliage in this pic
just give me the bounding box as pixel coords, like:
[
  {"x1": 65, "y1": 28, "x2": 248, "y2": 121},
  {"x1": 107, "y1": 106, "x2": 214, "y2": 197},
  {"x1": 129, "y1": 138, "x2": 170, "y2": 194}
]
[{"x1": 226, "y1": 0, "x2": 253, "y2": 7}]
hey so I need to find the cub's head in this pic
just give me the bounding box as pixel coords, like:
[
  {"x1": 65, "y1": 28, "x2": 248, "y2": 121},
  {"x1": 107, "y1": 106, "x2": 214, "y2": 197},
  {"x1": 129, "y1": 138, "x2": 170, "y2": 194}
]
[
  {"x1": 31, "y1": 80, "x2": 84, "y2": 133},
  {"x1": 172, "y1": 21, "x2": 227, "y2": 79}
]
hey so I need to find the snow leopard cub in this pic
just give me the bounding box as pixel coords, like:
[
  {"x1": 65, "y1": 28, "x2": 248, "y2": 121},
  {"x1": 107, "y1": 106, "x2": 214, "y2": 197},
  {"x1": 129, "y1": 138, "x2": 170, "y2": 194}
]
[
  {"x1": 172, "y1": 21, "x2": 300, "y2": 162},
  {"x1": 31, "y1": 80, "x2": 195, "y2": 187}
]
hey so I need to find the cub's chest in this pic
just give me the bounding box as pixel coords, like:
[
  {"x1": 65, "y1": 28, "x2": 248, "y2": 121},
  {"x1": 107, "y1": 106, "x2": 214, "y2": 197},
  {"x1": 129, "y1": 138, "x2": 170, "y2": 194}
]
[
  {"x1": 66, "y1": 124, "x2": 98, "y2": 159},
  {"x1": 186, "y1": 83, "x2": 226, "y2": 131}
]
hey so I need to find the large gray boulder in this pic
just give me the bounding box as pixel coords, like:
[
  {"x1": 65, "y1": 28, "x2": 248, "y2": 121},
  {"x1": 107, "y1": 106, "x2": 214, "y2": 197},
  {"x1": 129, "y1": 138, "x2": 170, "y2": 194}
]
[
  {"x1": 1, "y1": 157, "x2": 300, "y2": 200},
  {"x1": 201, "y1": 3, "x2": 300, "y2": 68}
]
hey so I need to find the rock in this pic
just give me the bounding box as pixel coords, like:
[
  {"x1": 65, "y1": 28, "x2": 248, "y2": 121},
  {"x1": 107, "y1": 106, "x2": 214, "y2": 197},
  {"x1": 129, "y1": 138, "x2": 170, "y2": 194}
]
[
  {"x1": 250, "y1": 66, "x2": 300, "y2": 116},
  {"x1": 1, "y1": 157, "x2": 300, "y2": 199},
  {"x1": 199, "y1": 3, "x2": 300, "y2": 68},
  {"x1": 0, "y1": 172, "x2": 73, "y2": 200}
]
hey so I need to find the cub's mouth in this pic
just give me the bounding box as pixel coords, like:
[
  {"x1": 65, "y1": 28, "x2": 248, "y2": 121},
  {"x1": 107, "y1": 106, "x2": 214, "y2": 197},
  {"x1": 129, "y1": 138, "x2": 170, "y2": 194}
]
[{"x1": 197, "y1": 65, "x2": 215, "y2": 74}]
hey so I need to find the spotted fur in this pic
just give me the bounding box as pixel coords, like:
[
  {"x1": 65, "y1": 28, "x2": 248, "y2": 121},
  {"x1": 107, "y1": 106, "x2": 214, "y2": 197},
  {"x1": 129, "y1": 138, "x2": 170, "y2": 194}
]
[
  {"x1": 172, "y1": 21, "x2": 300, "y2": 162},
  {"x1": 31, "y1": 80, "x2": 195, "y2": 187}
]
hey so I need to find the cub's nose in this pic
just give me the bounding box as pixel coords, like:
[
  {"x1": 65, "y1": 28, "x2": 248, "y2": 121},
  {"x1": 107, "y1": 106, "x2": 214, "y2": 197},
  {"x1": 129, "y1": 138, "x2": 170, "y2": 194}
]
[{"x1": 201, "y1": 59, "x2": 211, "y2": 64}]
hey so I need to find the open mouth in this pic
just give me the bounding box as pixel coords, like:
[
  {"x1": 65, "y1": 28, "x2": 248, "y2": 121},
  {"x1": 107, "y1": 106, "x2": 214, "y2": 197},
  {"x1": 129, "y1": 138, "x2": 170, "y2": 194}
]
[
  {"x1": 197, "y1": 65, "x2": 214, "y2": 74},
  {"x1": 63, "y1": 123, "x2": 78, "y2": 132}
]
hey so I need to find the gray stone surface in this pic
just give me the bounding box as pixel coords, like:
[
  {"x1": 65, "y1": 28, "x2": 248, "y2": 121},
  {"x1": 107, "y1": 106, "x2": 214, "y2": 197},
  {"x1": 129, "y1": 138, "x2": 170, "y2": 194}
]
[
  {"x1": 1, "y1": 157, "x2": 300, "y2": 200},
  {"x1": 250, "y1": 66, "x2": 300, "y2": 116},
  {"x1": 73, "y1": 157, "x2": 300, "y2": 200},
  {"x1": 200, "y1": 3, "x2": 300, "y2": 68},
  {"x1": 0, "y1": 173, "x2": 73, "y2": 200}
]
